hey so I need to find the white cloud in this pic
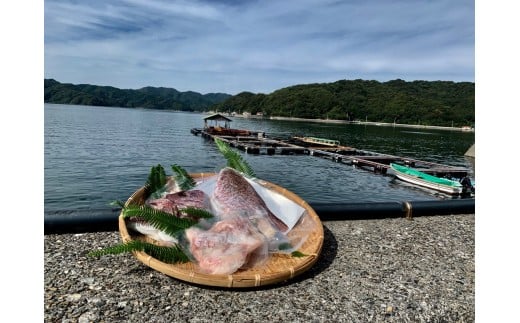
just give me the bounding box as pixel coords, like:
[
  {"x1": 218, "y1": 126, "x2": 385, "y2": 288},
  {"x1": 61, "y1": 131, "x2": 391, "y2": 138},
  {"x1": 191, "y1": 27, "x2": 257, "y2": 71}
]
[{"x1": 44, "y1": 0, "x2": 474, "y2": 94}]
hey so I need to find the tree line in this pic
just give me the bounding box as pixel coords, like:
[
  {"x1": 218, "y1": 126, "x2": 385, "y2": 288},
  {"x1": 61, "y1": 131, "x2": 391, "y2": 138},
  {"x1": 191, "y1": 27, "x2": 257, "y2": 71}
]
[
  {"x1": 44, "y1": 79, "x2": 231, "y2": 112},
  {"x1": 45, "y1": 78, "x2": 474, "y2": 127},
  {"x1": 212, "y1": 79, "x2": 474, "y2": 127}
]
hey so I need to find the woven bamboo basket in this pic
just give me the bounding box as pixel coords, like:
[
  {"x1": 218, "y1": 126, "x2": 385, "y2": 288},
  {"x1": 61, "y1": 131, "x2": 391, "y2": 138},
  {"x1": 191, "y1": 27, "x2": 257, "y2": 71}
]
[{"x1": 118, "y1": 172, "x2": 324, "y2": 288}]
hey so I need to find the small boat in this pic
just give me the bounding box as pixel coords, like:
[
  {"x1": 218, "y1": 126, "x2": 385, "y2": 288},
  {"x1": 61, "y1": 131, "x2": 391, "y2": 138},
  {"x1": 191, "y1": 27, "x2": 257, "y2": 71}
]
[
  {"x1": 390, "y1": 163, "x2": 463, "y2": 195},
  {"x1": 190, "y1": 128, "x2": 202, "y2": 135},
  {"x1": 292, "y1": 136, "x2": 341, "y2": 147}
]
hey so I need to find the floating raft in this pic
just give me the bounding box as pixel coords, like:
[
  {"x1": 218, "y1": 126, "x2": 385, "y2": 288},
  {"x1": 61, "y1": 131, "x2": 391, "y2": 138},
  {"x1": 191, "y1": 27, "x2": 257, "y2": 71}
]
[
  {"x1": 190, "y1": 110, "x2": 472, "y2": 193},
  {"x1": 191, "y1": 126, "x2": 470, "y2": 180}
]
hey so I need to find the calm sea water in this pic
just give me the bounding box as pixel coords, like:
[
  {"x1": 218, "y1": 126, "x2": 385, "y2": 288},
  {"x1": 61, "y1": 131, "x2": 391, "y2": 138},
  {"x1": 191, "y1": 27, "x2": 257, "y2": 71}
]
[{"x1": 44, "y1": 104, "x2": 475, "y2": 217}]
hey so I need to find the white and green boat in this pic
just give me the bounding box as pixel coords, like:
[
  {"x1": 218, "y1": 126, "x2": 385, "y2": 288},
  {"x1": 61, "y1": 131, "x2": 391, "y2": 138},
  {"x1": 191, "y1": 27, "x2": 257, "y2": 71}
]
[{"x1": 390, "y1": 163, "x2": 463, "y2": 195}]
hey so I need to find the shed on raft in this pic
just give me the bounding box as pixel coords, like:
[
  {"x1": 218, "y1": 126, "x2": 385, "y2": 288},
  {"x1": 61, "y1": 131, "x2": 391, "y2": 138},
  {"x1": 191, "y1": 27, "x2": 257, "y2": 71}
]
[
  {"x1": 200, "y1": 113, "x2": 251, "y2": 137},
  {"x1": 204, "y1": 113, "x2": 232, "y2": 129}
]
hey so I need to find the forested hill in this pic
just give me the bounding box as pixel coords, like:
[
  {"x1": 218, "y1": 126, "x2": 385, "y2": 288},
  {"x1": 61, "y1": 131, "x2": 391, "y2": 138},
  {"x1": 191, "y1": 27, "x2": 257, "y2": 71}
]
[
  {"x1": 44, "y1": 79, "x2": 231, "y2": 111},
  {"x1": 44, "y1": 78, "x2": 475, "y2": 127},
  {"x1": 211, "y1": 79, "x2": 475, "y2": 127}
]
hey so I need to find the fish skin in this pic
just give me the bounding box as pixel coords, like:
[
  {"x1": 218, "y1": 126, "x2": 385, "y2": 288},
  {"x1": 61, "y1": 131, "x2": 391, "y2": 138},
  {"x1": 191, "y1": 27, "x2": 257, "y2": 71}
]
[
  {"x1": 142, "y1": 189, "x2": 210, "y2": 219},
  {"x1": 164, "y1": 190, "x2": 210, "y2": 219},
  {"x1": 212, "y1": 167, "x2": 288, "y2": 232}
]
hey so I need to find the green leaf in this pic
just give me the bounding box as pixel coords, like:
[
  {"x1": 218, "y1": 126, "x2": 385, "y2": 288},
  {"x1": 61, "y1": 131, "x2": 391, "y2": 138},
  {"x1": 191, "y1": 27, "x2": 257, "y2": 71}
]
[
  {"x1": 214, "y1": 137, "x2": 256, "y2": 177},
  {"x1": 277, "y1": 242, "x2": 293, "y2": 251},
  {"x1": 145, "y1": 164, "x2": 167, "y2": 198},
  {"x1": 278, "y1": 243, "x2": 307, "y2": 257},
  {"x1": 122, "y1": 205, "x2": 197, "y2": 237},
  {"x1": 109, "y1": 200, "x2": 125, "y2": 208},
  {"x1": 88, "y1": 240, "x2": 189, "y2": 264},
  {"x1": 171, "y1": 164, "x2": 196, "y2": 191},
  {"x1": 291, "y1": 250, "x2": 307, "y2": 258}
]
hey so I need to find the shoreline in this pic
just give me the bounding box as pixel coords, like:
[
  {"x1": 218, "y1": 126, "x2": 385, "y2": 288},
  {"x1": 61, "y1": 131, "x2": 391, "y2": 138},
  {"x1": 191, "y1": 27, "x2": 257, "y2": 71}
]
[
  {"x1": 228, "y1": 114, "x2": 475, "y2": 132},
  {"x1": 48, "y1": 105, "x2": 474, "y2": 132}
]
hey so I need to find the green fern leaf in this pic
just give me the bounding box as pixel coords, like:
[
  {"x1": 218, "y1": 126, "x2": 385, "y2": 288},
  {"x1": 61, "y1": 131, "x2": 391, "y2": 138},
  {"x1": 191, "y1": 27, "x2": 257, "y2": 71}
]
[
  {"x1": 146, "y1": 164, "x2": 168, "y2": 198},
  {"x1": 88, "y1": 240, "x2": 189, "y2": 264},
  {"x1": 171, "y1": 164, "x2": 196, "y2": 191},
  {"x1": 214, "y1": 137, "x2": 256, "y2": 177},
  {"x1": 109, "y1": 200, "x2": 125, "y2": 208},
  {"x1": 122, "y1": 205, "x2": 197, "y2": 236}
]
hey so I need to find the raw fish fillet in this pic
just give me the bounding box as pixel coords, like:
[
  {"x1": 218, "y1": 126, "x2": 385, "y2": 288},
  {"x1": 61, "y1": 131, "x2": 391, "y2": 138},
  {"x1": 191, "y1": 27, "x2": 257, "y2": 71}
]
[
  {"x1": 162, "y1": 190, "x2": 210, "y2": 219},
  {"x1": 127, "y1": 189, "x2": 210, "y2": 245},
  {"x1": 184, "y1": 215, "x2": 268, "y2": 275},
  {"x1": 212, "y1": 168, "x2": 288, "y2": 233}
]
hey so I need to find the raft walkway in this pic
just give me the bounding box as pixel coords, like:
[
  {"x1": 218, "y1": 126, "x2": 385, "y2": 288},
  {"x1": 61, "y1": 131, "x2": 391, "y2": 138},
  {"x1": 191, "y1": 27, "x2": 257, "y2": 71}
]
[{"x1": 193, "y1": 128, "x2": 469, "y2": 178}]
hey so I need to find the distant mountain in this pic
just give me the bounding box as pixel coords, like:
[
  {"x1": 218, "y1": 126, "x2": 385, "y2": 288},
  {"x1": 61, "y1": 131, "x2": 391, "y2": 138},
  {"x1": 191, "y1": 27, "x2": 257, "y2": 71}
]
[
  {"x1": 212, "y1": 79, "x2": 475, "y2": 127},
  {"x1": 44, "y1": 79, "x2": 231, "y2": 112},
  {"x1": 44, "y1": 78, "x2": 475, "y2": 127}
]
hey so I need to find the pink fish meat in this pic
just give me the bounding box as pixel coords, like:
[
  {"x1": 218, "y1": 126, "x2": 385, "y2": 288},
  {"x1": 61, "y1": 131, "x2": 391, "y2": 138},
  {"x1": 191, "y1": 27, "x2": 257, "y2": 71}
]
[
  {"x1": 184, "y1": 215, "x2": 268, "y2": 275},
  {"x1": 183, "y1": 168, "x2": 294, "y2": 274},
  {"x1": 150, "y1": 190, "x2": 210, "y2": 219},
  {"x1": 127, "y1": 189, "x2": 210, "y2": 245},
  {"x1": 212, "y1": 168, "x2": 288, "y2": 232}
]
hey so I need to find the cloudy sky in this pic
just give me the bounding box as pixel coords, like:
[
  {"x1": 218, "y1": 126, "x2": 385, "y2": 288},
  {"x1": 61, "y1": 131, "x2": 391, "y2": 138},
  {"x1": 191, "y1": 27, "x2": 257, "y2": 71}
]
[{"x1": 44, "y1": 0, "x2": 474, "y2": 95}]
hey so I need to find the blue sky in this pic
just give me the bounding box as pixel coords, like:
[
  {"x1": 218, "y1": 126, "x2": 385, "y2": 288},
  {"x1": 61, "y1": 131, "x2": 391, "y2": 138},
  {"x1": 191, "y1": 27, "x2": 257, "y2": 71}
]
[{"x1": 44, "y1": 0, "x2": 474, "y2": 95}]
